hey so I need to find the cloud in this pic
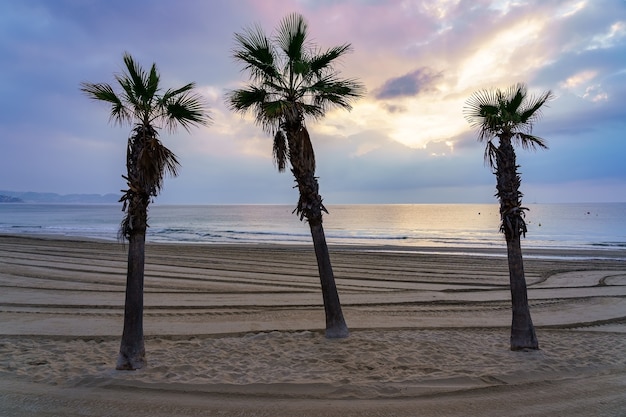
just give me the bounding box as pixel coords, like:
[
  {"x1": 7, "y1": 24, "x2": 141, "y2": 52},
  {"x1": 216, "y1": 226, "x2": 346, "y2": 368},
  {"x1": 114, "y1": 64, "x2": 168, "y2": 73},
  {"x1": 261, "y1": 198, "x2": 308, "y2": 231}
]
[
  {"x1": 374, "y1": 68, "x2": 443, "y2": 100},
  {"x1": 0, "y1": 0, "x2": 624, "y2": 203}
]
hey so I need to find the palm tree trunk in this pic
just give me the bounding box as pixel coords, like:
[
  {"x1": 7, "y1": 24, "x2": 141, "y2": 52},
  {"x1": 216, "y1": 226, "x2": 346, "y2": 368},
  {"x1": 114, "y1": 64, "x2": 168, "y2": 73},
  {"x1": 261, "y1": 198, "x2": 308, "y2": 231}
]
[
  {"x1": 308, "y1": 217, "x2": 349, "y2": 338},
  {"x1": 298, "y1": 175, "x2": 349, "y2": 338},
  {"x1": 117, "y1": 229, "x2": 147, "y2": 369},
  {"x1": 287, "y1": 126, "x2": 349, "y2": 338},
  {"x1": 496, "y1": 136, "x2": 538, "y2": 350},
  {"x1": 506, "y1": 237, "x2": 538, "y2": 350},
  {"x1": 117, "y1": 143, "x2": 149, "y2": 370}
]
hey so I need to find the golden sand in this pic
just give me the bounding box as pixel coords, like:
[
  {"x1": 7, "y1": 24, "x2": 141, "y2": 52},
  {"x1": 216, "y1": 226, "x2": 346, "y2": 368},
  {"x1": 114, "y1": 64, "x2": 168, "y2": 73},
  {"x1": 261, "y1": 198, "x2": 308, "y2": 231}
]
[{"x1": 1, "y1": 235, "x2": 625, "y2": 416}]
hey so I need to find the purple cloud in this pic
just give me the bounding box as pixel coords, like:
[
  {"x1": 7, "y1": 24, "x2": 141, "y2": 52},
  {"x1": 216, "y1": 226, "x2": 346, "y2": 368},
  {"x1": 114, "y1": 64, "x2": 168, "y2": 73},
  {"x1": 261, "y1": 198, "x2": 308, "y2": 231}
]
[{"x1": 374, "y1": 67, "x2": 442, "y2": 100}]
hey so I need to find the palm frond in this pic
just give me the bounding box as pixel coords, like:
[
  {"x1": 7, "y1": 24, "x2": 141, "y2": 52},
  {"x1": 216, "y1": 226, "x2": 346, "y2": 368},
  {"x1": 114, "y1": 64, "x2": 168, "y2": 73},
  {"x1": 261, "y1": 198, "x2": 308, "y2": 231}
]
[
  {"x1": 298, "y1": 102, "x2": 325, "y2": 120},
  {"x1": 309, "y1": 44, "x2": 351, "y2": 76},
  {"x1": 148, "y1": 137, "x2": 180, "y2": 181},
  {"x1": 292, "y1": 59, "x2": 311, "y2": 77},
  {"x1": 145, "y1": 63, "x2": 160, "y2": 100},
  {"x1": 513, "y1": 133, "x2": 549, "y2": 150},
  {"x1": 273, "y1": 130, "x2": 288, "y2": 172},
  {"x1": 288, "y1": 126, "x2": 316, "y2": 175},
  {"x1": 483, "y1": 140, "x2": 498, "y2": 168},
  {"x1": 163, "y1": 92, "x2": 210, "y2": 132},
  {"x1": 227, "y1": 87, "x2": 285, "y2": 134},
  {"x1": 132, "y1": 125, "x2": 180, "y2": 197},
  {"x1": 464, "y1": 91, "x2": 502, "y2": 143},
  {"x1": 233, "y1": 25, "x2": 280, "y2": 82},
  {"x1": 262, "y1": 99, "x2": 288, "y2": 119},
  {"x1": 504, "y1": 83, "x2": 526, "y2": 114},
  {"x1": 80, "y1": 82, "x2": 131, "y2": 125},
  {"x1": 161, "y1": 82, "x2": 195, "y2": 103},
  {"x1": 227, "y1": 87, "x2": 268, "y2": 113},
  {"x1": 309, "y1": 76, "x2": 364, "y2": 111},
  {"x1": 276, "y1": 13, "x2": 308, "y2": 61},
  {"x1": 80, "y1": 82, "x2": 118, "y2": 103},
  {"x1": 159, "y1": 83, "x2": 210, "y2": 132},
  {"x1": 115, "y1": 73, "x2": 143, "y2": 118},
  {"x1": 122, "y1": 53, "x2": 150, "y2": 105},
  {"x1": 519, "y1": 89, "x2": 554, "y2": 124}
]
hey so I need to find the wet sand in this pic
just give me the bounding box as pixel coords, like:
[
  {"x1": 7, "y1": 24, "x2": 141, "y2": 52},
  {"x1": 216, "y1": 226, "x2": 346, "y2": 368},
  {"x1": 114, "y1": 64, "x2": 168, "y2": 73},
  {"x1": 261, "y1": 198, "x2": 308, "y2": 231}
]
[{"x1": 1, "y1": 234, "x2": 625, "y2": 416}]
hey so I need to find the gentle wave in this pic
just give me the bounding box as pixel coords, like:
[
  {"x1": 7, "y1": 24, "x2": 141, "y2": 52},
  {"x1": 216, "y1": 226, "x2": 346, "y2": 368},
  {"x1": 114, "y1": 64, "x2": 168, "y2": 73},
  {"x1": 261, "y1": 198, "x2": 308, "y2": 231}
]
[
  {"x1": 591, "y1": 241, "x2": 626, "y2": 248},
  {"x1": 1, "y1": 203, "x2": 624, "y2": 251}
]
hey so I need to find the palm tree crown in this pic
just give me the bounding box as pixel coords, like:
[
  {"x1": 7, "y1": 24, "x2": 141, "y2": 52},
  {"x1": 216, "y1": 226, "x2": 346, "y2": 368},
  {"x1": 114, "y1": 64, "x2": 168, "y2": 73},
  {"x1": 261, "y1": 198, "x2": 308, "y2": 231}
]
[
  {"x1": 81, "y1": 52, "x2": 210, "y2": 237},
  {"x1": 228, "y1": 13, "x2": 364, "y2": 171},
  {"x1": 82, "y1": 52, "x2": 209, "y2": 132},
  {"x1": 464, "y1": 83, "x2": 553, "y2": 167}
]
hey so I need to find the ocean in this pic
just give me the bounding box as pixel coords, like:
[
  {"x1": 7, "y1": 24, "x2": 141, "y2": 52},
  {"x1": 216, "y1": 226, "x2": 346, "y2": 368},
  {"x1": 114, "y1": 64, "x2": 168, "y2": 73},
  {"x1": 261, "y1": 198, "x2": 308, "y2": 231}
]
[{"x1": 0, "y1": 203, "x2": 624, "y2": 252}]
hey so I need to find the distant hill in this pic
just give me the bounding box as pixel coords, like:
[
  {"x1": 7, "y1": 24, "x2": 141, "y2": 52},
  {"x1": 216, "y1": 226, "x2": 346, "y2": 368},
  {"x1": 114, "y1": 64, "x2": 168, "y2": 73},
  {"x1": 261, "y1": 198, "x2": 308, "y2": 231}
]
[
  {"x1": 0, "y1": 190, "x2": 119, "y2": 204},
  {"x1": 0, "y1": 194, "x2": 24, "y2": 203}
]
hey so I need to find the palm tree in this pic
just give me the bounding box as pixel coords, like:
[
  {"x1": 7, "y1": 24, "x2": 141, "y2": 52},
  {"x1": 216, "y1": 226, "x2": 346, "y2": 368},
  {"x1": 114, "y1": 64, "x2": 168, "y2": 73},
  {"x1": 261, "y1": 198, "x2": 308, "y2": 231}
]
[
  {"x1": 226, "y1": 13, "x2": 364, "y2": 338},
  {"x1": 81, "y1": 53, "x2": 210, "y2": 369},
  {"x1": 464, "y1": 82, "x2": 553, "y2": 350}
]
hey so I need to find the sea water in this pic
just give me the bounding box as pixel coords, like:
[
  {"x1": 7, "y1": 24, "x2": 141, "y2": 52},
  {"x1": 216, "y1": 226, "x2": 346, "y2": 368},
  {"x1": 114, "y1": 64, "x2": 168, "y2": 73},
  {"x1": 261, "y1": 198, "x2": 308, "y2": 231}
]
[{"x1": 0, "y1": 203, "x2": 624, "y2": 251}]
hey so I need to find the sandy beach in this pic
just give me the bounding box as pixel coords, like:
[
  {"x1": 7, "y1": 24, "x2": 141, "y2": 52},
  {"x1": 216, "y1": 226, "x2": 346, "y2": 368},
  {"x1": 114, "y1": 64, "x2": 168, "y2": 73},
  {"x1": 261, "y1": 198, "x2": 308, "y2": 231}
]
[{"x1": 0, "y1": 234, "x2": 625, "y2": 416}]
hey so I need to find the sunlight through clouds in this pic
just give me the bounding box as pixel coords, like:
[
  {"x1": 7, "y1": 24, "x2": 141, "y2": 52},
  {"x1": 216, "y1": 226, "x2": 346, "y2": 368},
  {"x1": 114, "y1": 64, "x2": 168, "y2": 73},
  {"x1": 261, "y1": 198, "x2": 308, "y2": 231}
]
[
  {"x1": 320, "y1": 92, "x2": 467, "y2": 151},
  {"x1": 457, "y1": 19, "x2": 545, "y2": 88},
  {"x1": 387, "y1": 105, "x2": 468, "y2": 150}
]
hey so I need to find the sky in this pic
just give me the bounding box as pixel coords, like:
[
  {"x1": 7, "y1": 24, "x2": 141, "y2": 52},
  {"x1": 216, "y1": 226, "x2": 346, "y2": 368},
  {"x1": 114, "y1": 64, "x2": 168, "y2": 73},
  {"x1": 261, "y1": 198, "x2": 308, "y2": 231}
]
[{"x1": 1, "y1": 0, "x2": 625, "y2": 204}]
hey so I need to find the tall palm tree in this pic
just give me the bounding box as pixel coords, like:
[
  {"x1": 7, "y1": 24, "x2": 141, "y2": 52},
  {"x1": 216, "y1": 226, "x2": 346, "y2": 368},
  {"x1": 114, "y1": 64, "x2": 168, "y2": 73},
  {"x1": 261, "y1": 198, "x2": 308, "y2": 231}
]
[
  {"x1": 464, "y1": 82, "x2": 553, "y2": 350},
  {"x1": 81, "y1": 53, "x2": 209, "y2": 369},
  {"x1": 227, "y1": 13, "x2": 364, "y2": 338}
]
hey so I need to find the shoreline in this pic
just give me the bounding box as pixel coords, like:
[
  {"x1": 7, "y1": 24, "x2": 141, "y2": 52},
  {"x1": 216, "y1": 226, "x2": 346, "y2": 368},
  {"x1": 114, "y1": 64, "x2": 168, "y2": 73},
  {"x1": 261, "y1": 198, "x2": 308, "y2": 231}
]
[
  {"x1": 1, "y1": 234, "x2": 625, "y2": 416},
  {"x1": 3, "y1": 232, "x2": 626, "y2": 260}
]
